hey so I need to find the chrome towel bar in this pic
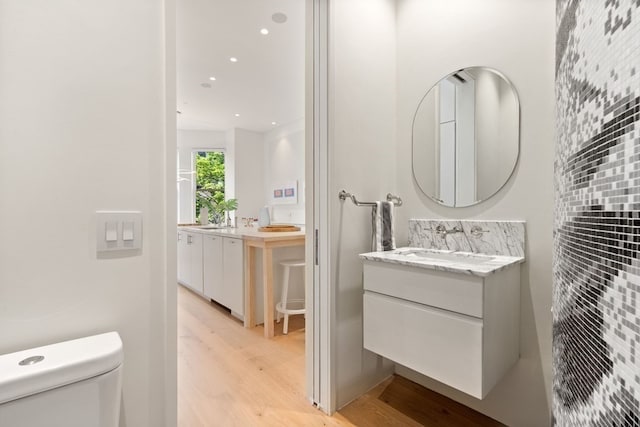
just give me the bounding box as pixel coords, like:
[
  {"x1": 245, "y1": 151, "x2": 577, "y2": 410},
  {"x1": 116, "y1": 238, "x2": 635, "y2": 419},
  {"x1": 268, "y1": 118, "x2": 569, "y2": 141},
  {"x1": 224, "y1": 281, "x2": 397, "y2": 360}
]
[{"x1": 338, "y1": 190, "x2": 403, "y2": 207}]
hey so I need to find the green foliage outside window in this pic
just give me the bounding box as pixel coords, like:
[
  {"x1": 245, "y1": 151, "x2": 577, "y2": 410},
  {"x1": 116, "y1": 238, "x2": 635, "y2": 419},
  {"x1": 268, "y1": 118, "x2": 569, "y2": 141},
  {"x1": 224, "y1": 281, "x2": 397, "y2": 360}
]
[{"x1": 195, "y1": 151, "x2": 225, "y2": 223}]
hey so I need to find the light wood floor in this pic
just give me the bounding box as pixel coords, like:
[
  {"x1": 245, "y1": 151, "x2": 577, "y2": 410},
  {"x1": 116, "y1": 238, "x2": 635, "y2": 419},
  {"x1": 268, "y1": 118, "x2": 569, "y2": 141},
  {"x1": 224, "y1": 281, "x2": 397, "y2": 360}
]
[{"x1": 177, "y1": 285, "x2": 504, "y2": 426}]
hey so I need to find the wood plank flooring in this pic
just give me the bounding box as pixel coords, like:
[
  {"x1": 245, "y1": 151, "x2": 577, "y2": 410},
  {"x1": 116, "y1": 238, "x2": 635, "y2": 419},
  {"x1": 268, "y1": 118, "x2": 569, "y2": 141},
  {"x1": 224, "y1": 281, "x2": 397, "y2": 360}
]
[{"x1": 177, "y1": 285, "x2": 504, "y2": 426}]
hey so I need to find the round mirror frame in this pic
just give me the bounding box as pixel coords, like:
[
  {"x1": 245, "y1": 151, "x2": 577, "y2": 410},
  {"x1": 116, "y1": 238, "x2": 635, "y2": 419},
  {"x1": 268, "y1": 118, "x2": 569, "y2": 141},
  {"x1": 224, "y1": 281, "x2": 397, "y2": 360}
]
[{"x1": 411, "y1": 66, "x2": 521, "y2": 207}]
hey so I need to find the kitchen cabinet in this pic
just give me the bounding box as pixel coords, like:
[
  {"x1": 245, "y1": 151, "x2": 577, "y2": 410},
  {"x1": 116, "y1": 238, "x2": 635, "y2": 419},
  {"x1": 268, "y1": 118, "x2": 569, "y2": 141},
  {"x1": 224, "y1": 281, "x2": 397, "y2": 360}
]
[
  {"x1": 177, "y1": 230, "x2": 189, "y2": 285},
  {"x1": 195, "y1": 232, "x2": 244, "y2": 319},
  {"x1": 222, "y1": 237, "x2": 244, "y2": 317},
  {"x1": 203, "y1": 234, "x2": 224, "y2": 302},
  {"x1": 181, "y1": 227, "x2": 308, "y2": 326},
  {"x1": 177, "y1": 230, "x2": 203, "y2": 294}
]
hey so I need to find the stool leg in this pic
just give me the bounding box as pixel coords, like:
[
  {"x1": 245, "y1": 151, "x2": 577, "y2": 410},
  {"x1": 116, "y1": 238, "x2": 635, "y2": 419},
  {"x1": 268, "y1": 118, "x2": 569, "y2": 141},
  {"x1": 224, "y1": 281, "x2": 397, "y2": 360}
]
[
  {"x1": 283, "y1": 311, "x2": 289, "y2": 335},
  {"x1": 278, "y1": 265, "x2": 290, "y2": 324}
]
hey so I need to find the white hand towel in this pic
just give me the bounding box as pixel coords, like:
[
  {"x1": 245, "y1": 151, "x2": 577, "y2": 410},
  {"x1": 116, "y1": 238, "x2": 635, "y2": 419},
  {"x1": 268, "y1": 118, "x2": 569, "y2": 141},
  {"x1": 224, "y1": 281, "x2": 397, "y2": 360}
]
[{"x1": 372, "y1": 201, "x2": 395, "y2": 252}]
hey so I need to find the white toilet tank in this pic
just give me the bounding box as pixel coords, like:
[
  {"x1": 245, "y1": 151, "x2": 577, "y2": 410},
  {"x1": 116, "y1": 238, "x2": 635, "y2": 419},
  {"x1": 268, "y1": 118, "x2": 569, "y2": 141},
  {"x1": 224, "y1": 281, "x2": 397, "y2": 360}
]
[{"x1": 0, "y1": 332, "x2": 123, "y2": 427}]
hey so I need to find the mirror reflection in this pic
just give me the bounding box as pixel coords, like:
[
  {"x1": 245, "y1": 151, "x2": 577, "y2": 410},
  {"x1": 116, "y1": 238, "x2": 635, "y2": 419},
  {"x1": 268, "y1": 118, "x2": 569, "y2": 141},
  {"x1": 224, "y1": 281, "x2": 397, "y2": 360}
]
[{"x1": 412, "y1": 67, "x2": 520, "y2": 207}]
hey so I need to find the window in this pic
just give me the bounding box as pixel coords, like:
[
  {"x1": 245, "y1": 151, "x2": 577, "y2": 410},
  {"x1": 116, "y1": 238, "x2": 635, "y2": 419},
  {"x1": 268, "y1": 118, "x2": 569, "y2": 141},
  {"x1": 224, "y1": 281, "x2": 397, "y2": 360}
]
[{"x1": 194, "y1": 151, "x2": 225, "y2": 223}]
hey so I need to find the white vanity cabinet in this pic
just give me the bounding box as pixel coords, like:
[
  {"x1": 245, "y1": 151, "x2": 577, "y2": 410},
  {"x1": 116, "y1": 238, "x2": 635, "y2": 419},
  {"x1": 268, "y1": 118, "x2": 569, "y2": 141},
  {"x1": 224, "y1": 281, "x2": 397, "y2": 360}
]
[
  {"x1": 177, "y1": 230, "x2": 204, "y2": 294},
  {"x1": 362, "y1": 260, "x2": 520, "y2": 399}
]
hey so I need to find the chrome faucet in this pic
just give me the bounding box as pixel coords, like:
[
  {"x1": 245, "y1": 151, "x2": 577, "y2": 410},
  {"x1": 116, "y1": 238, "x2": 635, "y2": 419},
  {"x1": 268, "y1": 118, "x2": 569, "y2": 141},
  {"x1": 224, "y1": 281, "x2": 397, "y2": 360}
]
[{"x1": 435, "y1": 224, "x2": 464, "y2": 237}]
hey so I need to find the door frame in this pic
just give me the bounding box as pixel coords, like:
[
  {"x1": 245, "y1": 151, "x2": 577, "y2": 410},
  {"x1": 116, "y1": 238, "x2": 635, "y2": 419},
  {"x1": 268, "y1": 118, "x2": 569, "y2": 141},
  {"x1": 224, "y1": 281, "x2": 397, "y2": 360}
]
[
  {"x1": 306, "y1": 0, "x2": 335, "y2": 414},
  {"x1": 168, "y1": 0, "x2": 334, "y2": 420}
]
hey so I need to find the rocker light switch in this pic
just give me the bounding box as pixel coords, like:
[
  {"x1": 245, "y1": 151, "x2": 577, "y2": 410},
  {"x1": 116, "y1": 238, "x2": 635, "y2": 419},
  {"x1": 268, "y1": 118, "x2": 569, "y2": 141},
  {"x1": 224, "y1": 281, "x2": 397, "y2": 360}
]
[
  {"x1": 122, "y1": 221, "x2": 134, "y2": 241},
  {"x1": 96, "y1": 211, "x2": 143, "y2": 255},
  {"x1": 105, "y1": 222, "x2": 118, "y2": 242}
]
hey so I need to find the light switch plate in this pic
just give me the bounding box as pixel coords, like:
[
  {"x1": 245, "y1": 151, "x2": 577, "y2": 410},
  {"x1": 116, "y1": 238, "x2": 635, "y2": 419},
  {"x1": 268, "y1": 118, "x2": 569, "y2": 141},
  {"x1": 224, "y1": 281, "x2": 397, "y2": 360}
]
[{"x1": 96, "y1": 211, "x2": 143, "y2": 254}]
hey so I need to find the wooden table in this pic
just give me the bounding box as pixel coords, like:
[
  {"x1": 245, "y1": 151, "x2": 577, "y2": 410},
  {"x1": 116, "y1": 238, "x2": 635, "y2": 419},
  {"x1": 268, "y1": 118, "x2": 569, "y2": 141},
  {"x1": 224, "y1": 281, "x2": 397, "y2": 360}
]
[{"x1": 243, "y1": 230, "x2": 306, "y2": 338}]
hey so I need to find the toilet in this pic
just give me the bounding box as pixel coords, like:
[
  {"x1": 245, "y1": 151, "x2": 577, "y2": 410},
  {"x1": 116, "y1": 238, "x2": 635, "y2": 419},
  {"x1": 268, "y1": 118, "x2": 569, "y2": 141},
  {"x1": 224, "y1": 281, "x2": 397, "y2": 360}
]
[{"x1": 0, "y1": 331, "x2": 123, "y2": 427}]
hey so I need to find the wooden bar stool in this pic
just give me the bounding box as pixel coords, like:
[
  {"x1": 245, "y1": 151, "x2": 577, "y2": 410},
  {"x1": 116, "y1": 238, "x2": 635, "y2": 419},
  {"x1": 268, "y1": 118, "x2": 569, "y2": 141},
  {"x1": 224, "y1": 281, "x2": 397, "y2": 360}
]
[{"x1": 276, "y1": 259, "x2": 305, "y2": 334}]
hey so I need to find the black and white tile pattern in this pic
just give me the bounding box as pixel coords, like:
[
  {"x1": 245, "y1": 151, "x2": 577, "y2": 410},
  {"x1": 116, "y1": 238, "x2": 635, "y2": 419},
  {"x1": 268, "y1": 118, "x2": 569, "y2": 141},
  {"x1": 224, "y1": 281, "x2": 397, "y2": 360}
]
[{"x1": 555, "y1": 0, "x2": 640, "y2": 425}]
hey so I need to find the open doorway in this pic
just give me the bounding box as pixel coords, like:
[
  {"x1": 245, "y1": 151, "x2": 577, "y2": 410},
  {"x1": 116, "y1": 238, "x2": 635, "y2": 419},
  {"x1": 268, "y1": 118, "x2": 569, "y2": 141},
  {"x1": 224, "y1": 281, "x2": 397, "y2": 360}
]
[{"x1": 175, "y1": 0, "x2": 310, "y2": 424}]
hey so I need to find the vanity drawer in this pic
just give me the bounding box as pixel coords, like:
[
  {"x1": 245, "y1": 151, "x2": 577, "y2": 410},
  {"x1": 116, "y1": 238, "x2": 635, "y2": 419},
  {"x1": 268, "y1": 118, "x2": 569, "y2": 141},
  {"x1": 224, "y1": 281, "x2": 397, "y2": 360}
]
[
  {"x1": 364, "y1": 291, "x2": 483, "y2": 398},
  {"x1": 363, "y1": 261, "x2": 483, "y2": 317}
]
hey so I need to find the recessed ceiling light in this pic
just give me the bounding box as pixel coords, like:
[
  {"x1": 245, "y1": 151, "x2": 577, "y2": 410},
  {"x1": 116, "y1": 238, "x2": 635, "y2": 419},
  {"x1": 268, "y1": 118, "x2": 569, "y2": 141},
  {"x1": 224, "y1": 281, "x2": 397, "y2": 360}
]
[
  {"x1": 229, "y1": 57, "x2": 238, "y2": 63},
  {"x1": 235, "y1": 113, "x2": 240, "y2": 117},
  {"x1": 200, "y1": 82, "x2": 212, "y2": 88},
  {"x1": 260, "y1": 28, "x2": 269, "y2": 35},
  {"x1": 271, "y1": 121, "x2": 277, "y2": 125},
  {"x1": 209, "y1": 76, "x2": 216, "y2": 81},
  {"x1": 272, "y1": 12, "x2": 287, "y2": 24}
]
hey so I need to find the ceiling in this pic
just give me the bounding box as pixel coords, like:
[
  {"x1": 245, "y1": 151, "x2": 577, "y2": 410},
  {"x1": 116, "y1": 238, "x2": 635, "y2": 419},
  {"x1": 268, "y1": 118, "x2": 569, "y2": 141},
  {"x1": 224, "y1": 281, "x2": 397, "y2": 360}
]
[{"x1": 176, "y1": 0, "x2": 305, "y2": 133}]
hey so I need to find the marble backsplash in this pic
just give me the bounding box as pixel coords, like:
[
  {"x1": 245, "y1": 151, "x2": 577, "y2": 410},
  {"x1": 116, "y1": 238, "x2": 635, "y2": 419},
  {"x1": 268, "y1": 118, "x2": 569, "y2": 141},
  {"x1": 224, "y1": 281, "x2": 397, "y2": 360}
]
[{"x1": 407, "y1": 219, "x2": 526, "y2": 257}]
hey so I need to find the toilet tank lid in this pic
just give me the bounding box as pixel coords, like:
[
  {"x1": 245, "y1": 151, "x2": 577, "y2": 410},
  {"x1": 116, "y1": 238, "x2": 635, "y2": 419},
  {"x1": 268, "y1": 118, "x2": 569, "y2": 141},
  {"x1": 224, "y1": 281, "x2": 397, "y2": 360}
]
[{"x1": 0, "y1": 331, "x2": 123, "y2": 404}]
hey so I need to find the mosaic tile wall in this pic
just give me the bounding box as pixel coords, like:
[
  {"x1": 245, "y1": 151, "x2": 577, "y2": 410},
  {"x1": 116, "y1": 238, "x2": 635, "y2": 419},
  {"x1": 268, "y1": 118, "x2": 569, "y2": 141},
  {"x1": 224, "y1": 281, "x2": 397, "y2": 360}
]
[{"x1": 554, "y1": 0, "x2": 640, "y2": 425}]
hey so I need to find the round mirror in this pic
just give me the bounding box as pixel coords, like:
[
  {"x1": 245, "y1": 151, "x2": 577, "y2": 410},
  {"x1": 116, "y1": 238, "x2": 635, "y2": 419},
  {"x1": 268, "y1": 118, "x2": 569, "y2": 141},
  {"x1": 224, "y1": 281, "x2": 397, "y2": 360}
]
[{"x1": 412, "y1": 67, "x2": 520, "y2": 207}]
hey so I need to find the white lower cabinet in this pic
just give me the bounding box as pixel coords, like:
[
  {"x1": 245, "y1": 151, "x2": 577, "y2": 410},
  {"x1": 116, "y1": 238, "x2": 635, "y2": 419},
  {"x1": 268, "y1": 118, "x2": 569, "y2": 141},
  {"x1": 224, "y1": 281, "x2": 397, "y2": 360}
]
[
  {"x1": 177, "y1": 230, "x2": 203, "y2": 294},
  {"x1": 177, "y1": 230, "x2": 189, "y2": 285},
  {"x1": 203, "y1": 235, "x2": 224, "y2": 302},
  {"x1": 222, "y1": 237, "x2": 244, "y2": 317},
  {"x1": 362, "y1": 261, "x2": 520, "y2": 399},
  {"x1": 364, "y1": 292, "x2": 483, "y2": 397},
  {"x1": 201, "y1": 234, "x2": 244, "y2": 319}
]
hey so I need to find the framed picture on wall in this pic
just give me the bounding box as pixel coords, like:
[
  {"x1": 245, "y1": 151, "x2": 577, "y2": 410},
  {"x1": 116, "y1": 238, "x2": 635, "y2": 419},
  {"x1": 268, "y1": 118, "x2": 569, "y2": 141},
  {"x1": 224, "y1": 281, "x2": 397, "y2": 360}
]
[{"x1": 272, "y1": 181, "x2": 298, "y2": 205}]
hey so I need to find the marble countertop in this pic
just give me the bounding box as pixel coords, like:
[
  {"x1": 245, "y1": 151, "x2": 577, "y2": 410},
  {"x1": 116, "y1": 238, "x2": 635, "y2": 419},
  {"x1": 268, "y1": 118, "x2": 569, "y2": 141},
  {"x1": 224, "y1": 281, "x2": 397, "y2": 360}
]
[
  {"x1": 359, "y1": 247, "x2": 524, "y2": 277},
  {"x1": 178, "y1": 225, "x2": 305, "y2": 240}
]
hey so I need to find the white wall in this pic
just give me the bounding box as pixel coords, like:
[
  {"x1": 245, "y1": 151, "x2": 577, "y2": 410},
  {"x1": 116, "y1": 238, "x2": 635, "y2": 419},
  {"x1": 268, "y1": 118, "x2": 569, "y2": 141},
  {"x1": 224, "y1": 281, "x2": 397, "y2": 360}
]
[
  {"x1": 224, "y1": 129, "x2": 236, "y2": 221},
  {"x1": 226, "y1": 128, "x2": 265, "y2": 222},
  {"x1": 395, "y1": 1, "x2": 554, "y2": 426},
  {"x1": 0, "y1": 1, "x2": 175, "y2": 426},
  {"x1": 176, "y1": 129, "x2": 226, "y2": 224},
  {"x1": 329, "y1": 0, "x2": 397, "y2": 408},
  {"x1": 178, "y1": 129, "x2": 226, "y2": 150},
  {"x1": 263, "y1": 119, "x2": 305, "y2": 224}
]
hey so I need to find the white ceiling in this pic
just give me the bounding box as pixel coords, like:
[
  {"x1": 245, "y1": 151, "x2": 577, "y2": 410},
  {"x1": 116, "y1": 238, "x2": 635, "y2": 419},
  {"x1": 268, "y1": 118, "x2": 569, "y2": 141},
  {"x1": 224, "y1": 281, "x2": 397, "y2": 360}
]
[{"x1": 176, "y1": 0, "x2": 305, "y2": 133}]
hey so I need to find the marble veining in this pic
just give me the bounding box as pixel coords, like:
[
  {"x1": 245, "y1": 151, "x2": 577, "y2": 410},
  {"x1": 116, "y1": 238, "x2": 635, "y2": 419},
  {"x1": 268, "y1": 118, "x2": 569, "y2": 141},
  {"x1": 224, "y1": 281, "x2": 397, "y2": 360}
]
[
  {"x1": 179, "y1": 225, "x2": 304, "y2": 238},
  {"x1": 408, "y1": 219, "x2": 525, "y2": 257},
  {"x1": 359, "y1": 248, "x2": 523, "y2": 277}
]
